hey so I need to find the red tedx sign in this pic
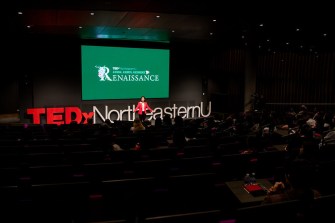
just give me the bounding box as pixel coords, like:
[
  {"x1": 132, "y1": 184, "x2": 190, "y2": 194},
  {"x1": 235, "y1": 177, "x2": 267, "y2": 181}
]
[{"x1": 27, "y1": 107, "x2": 94, "y2": 125}]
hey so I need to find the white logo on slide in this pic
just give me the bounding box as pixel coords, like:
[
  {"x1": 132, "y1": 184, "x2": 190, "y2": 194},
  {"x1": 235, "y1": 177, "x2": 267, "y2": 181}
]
[{"x1": 96, "y1": 65, "x2": 112, "y2": 81}]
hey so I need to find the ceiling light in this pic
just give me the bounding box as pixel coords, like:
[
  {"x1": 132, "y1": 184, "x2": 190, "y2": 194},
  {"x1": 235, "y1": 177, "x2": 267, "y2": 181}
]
[
  {"x1": 212, "y1": 19, "x2": 216, "y2": 22},
  {"x1": 259, "y1": 23, "x2": 264, "y2": 27},
  {"x1": 18, "y1": 11, "x2": 23, "y2": 15}
]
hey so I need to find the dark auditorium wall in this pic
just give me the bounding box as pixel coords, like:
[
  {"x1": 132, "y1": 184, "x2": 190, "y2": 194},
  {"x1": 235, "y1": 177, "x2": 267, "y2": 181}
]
[
  {"x1": 1, "y1": 36, "x2": 21, "y2": 115},
  {"x1": 208, "y1": 48, "x2": 246, "y2": 113},
  {"x1": 0, "y1": 79, "x2": 19, "y2": 114},
  {"x1": 256, "y1": 51, "x2": 335, "y2": 107},
  {"x1": 208, "y1": 47, "x2": 335, "y2": 113}
]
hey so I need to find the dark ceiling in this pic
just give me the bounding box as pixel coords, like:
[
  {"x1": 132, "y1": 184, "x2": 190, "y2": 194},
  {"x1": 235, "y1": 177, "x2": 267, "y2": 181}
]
[{"x1": 6, "y1": 0, "x2": 335, "y2": 51}]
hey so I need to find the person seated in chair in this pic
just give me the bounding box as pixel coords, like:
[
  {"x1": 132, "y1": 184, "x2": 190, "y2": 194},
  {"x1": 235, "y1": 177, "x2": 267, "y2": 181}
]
[{"x1": 263, "y1": 158, "x2": 320, "y2": 204}]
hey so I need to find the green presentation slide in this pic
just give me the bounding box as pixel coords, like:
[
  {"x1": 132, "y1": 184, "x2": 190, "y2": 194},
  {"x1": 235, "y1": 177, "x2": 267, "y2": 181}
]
[{"x1": 81, "y1": 45, "x2": 170, "y2": 100}]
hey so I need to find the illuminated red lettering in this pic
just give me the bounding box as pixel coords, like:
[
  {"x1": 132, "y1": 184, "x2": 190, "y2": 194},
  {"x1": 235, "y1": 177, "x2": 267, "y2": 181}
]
[
  {"x1": 47, "y1": 108, "x2": 64, "y2": 125},
  {"x1": 27, "y1": 107, "x2": 93, "y2": 125},
  {"x1": 82, "y1": 112, "x2": 94, "y2": 124},
  {"x1": 27, "y1": 108, "x2": 45, "y2": 124},
  {"x1": 65, "y1": 107, "x2": 82, "y2": 124}
]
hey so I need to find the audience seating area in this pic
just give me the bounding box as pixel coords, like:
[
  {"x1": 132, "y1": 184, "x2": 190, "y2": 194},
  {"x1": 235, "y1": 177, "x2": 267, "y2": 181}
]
[{"x1": 1, "y1": 118, "x2": 335, "y2": 223}]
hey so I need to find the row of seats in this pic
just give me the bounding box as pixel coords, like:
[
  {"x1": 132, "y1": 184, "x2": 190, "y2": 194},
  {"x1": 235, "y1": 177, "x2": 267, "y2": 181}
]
[
  {"x1": 1, "y1": 149, "x2": 288, "y2": 186},
  {"x1": 1, "y1": 172, "x2": 228, "y2": 223}
]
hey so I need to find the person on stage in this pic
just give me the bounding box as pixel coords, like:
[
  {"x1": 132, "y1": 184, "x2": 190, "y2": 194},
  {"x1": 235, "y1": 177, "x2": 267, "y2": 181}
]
[{"x1": 134, "y1": 96, "x2": 154, "y2": 123}]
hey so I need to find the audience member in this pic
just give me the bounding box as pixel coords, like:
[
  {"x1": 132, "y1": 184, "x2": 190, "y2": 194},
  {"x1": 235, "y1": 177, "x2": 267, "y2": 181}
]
[
  {"x1": 170, "y1": 115, "x2": 186, "y2": 149},
  {"x1": 162, "y1": 114, "x2": 172, "y2": 127},
  {"x1": 130, "y1": 118, "x2": 146, "y2": 133},
  {"x1": 263, "y1": 158, "x2": 320, "y2": 204},
  {"x1": 154, "y1": 117, "x2": 162, "y2": 127},
  {"x1": 322, "y1": 130, "x2": 335, "y2": 145},
  {"x1": 284, "y1": 133, "x2": 303, "y2": 163}
]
